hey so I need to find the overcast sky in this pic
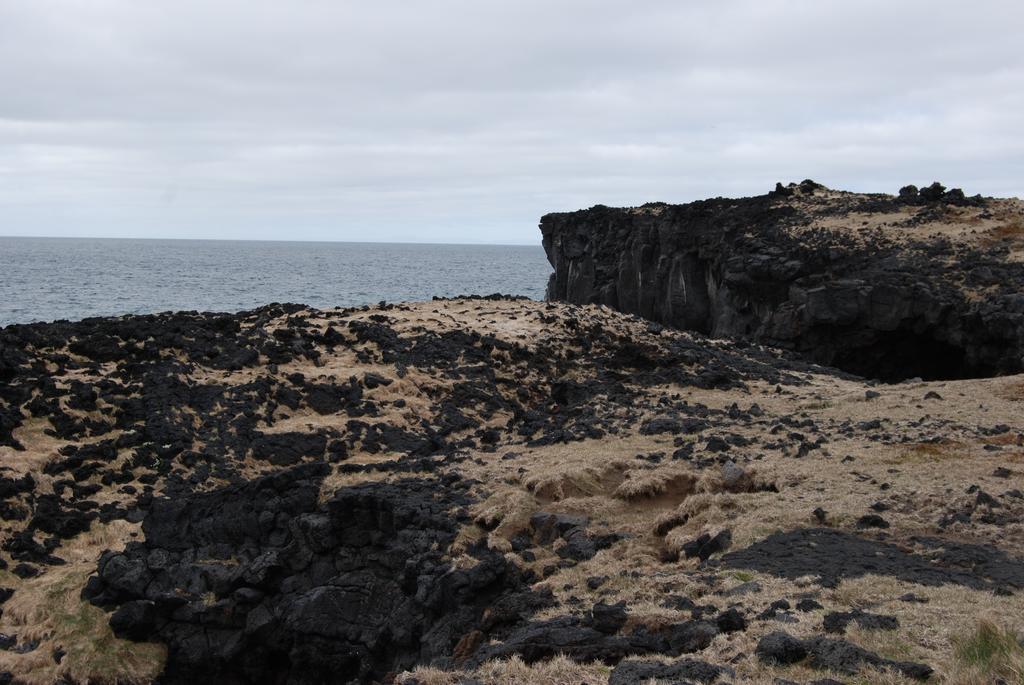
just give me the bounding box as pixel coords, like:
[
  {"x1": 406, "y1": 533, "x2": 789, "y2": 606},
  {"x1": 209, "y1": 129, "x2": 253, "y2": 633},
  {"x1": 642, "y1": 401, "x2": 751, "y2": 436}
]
[{"x1": 1, "y1": 1, "x2": 1021, "y2": 244}]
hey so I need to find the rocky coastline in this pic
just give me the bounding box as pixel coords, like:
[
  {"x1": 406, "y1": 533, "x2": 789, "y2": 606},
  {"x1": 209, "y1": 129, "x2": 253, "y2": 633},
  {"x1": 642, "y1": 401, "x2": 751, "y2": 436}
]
[
  {"x1": 0, "y1": 186, "x2": 1023, "y2": 684},
  {"x1": 541, "y1": 181, "x2": 1024, "y2": 381}
]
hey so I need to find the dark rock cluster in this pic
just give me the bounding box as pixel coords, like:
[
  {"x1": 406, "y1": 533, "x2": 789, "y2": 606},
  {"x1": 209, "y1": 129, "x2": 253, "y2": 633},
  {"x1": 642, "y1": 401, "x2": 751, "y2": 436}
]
[
  {"x1": 0, "y1": 298, "x2": 821, "y2": 683},
  {"x1": 466, "y1": 600, "x2": 720, "y2": 668},
  {"x1": 0, "y1": 295, "x2": 819, "y2": 544},
  {"x1": 756, "y1": 630, "x2": 933, "y2": 680},
  {"x1": 541, "y1": 182, "x2": 1024, "y2": 380},
  {"x1": 720, "y1": 527, "x2": 1024, "y2": 592},
  {"x1": 1, "y1": 289, "x2": 1020, "y2": 683},
  {"x1": 608, "y1": 658, "x2": 731, "y2": 685},
  {"x1": 82, "y1": 463, "x2": 543, "y2": 684},
  {"x1": 896, "y1": 182, "x2": 983, "y2": 207}
]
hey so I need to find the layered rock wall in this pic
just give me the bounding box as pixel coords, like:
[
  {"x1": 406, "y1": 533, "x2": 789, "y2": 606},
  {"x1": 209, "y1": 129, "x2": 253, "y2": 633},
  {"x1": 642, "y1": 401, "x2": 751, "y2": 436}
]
[{"x1": 541, "y1": 182, "x2": 1024, "y2": 380}]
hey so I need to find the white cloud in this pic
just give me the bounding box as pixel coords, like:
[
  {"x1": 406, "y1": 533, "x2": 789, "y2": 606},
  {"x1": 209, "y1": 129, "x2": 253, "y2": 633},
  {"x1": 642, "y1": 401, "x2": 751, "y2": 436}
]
[{"x1": 0, "y1": 0, "x2": 1021, "y2": 242}]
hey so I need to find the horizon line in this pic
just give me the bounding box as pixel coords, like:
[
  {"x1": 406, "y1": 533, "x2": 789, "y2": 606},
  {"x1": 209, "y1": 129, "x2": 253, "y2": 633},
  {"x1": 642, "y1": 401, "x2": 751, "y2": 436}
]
[{"x1": 0, "y1": 234, "x2": 542, "y2": 248}]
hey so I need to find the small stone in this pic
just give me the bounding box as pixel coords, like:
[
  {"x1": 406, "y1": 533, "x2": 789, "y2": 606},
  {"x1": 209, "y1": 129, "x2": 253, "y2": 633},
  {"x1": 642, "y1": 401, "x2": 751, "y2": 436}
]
[
  {"x1": 796, "y1": 598, "x2": 823, "y2": 612},
  {"x1": 11, "y1": 564, "x2": 38, "y2": 579},
  {"x1": 898, "y1": 593, "x2": 929, "y2": 604},
  {"x1": 362, "y1": 372, "x2": 392, "y2": 389},
  {"x1": 856, "y1": 513, "x2": 890, "y2": 529},
  {"x1": 755, "y1": 631, "x2": 808, "y2": 665},
  {"x1": 716, "y1": 608, "x2": 747, "y2": 633},
  {"x1": 705, "y1": 436, "x2": 730, "y2": 452},
  {"x1": 682, "y1": 529, "x2": 732, "y2": 561},
  {"x1": 976, "y1": 490, "x2": 1001, "y2": 508},
  {"x1": 824, "y1": 610, "x2": 900, "y2": 633},
  {"x1": 721, "y1": 461, "x2": 747, "y2": 489},
  {"x1": 590, "y1": 601, "x2": 627, "y2": 634}
]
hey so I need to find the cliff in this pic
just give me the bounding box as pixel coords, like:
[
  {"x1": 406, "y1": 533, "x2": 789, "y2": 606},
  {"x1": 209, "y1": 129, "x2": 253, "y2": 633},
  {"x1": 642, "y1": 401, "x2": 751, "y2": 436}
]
[{"x1": 541, "y1": 181, "x2": 1024, "y2": 381}]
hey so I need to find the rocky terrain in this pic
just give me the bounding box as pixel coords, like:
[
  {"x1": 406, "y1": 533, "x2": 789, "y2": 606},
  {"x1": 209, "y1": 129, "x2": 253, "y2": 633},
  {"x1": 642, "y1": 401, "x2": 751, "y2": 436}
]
[
  {"x1": 541, "y1": 181, "x2": 1024, "y2": 382},
  {"x1": 0, "y1": 290, "x2": 1022, "y2": 684}
]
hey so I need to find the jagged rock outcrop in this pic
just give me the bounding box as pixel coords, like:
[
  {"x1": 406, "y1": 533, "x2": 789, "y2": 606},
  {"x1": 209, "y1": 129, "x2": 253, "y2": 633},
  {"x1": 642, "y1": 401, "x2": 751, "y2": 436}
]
[
  {"x1": 83, "y1": 463, "x2": 541, "y2": 684},
  {"x1": 541, "y1": 180, "x2": 1024, "y2": 380}
]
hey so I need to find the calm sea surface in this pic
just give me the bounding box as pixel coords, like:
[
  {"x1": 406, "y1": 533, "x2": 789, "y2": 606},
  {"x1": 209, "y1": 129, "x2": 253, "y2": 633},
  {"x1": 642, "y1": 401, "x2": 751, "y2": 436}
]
[{"x1": 0, "y1": 237, "x2": 552, "y2": 327}]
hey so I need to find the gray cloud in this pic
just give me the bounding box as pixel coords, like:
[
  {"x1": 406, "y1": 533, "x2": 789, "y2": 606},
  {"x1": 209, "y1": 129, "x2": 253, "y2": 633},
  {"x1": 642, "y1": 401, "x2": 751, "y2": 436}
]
[{"x1": 1, "y1": 0, "x2": 1021, "y2": 243}]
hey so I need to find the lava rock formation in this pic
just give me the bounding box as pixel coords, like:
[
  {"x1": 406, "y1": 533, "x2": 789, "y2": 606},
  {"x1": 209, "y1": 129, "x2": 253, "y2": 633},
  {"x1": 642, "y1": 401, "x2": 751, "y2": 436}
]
[
  {"x1": 83, "y1": 463, "x2": 538, "y2": 684},
  {"x1": 541, "y1": 180, "x2": 1024, "y2": 380}
]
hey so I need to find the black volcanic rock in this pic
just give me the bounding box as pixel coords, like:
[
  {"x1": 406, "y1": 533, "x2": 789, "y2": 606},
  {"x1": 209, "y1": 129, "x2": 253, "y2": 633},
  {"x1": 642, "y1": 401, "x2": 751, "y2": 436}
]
[
  {"x1": 823, "y1": 609, "x2": 899, "y2": 634},
  {"x1": 1, "y1": 295, "x2": 1018, "y2": 683},
  {"x1": 249, "y1": 430, "x2": 327, "y2": 465},
  {"x1": 83, "y1": 463, "x2": 539, "y2": 684},
  {"x1": 806, "y1": 635, "x2": 932, "y2": 679},
  {"x1": 721, "y1": 527, "x2": 1024, "y2": 590},
  {"x1": 541, "y1": 183, "x2": 1024, "y2": 380},
  {"x1": 590, "y1": 601, "x2": 628, "y2": 634},
  {"x1": 755, "y1": 631, "x2": 807, "y2": 664},
  {"x1": 756, "y1": 631, "x2": 932, "y2": 680},
  {"x1": 609, "y1": 658, "x2": 730, "y2": 684},
  {"x1": 682, "y1": 529, "x2": 732, "y2": 560},
  {"x1": 109, "y1": 600, "x2": 158, "y2": 641},
  {"x1": 468, "y1": 615, "x2": 719, "y2": 667}
]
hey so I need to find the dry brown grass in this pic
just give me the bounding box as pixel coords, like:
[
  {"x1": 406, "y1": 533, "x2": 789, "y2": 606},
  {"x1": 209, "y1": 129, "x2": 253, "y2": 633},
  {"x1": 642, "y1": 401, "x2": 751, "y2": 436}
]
[
  {"x1": 982, "y1": 217, "x2": 1024, "y2": 247},
  {"x1": 945, "y1": 619, "x2": 1024, "y2": 684},
  {"x1": 661, "y1": 491, "x2": 783, "y2": 553},
  {"x1": 996, "y1": 379, "x2": 1024, "y2": 402},
  {"x1": 521, "y1": 460, "x2": 626, "y2": 502},
  {"x1": 982, "y1": 431, "x2": 1024, "y2": 446},
  {"x1": 1, "y1": 417, "x2": 77, "y2": 477},
  {"x1": 679, "y1": 570, "x2": 1024, "y2": 684},
  {"x1": 473, "y1": 655, "x2": 612, "y2": 685},
  {"x1": 471, "y1": 490, "x2": 537, "y2": 538},
  {"x1": 396, "y1": 654, "x2": 612, "y2": 685},
  {"x1": 612, "y1": 468, "x2": 696, "y2": 501},
  {"x1": 652, "y1": 507, "x2": 689, "y2": 537},
  {"x1": 820, "y1": 576, "x2": 1024, "y2": 683},
  {"x1": 885, "y1": 440, "x2": 967, "y2": 464},
  {"x1": 0, "y1": 522, "x2": 165, "y2": 684}
]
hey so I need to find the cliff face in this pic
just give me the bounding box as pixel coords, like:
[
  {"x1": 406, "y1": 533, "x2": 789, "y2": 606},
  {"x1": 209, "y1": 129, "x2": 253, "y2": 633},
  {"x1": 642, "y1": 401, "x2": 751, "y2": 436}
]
[{"x1": 541, "y1": 181, "x2": 1024, "y2": 381}]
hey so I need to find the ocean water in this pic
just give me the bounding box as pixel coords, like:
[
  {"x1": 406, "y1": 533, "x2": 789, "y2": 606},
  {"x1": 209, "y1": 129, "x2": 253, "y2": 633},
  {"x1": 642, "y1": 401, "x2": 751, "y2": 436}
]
[{"x1": 0, "y1": 237, "x2": 552, "y2": 327}]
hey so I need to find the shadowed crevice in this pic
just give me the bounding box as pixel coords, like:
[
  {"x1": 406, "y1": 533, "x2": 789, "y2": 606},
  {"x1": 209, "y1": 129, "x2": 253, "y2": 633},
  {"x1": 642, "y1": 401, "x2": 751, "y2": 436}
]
[{"x1": 720, "y1": 527, "x2": 1024, "y2": 591}]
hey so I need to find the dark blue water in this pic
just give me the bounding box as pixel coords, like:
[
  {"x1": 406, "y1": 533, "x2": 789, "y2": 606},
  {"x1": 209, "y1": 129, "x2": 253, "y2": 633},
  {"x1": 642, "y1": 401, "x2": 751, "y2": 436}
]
[{"x1": 0, "y1": 237, "x2": 551, "y2": 326}]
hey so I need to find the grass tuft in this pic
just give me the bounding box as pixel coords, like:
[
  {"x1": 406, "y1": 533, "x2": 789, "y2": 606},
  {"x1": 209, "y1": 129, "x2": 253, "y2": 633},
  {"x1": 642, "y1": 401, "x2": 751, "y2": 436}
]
[
  {"x1": 951, "y1": 619, "x2": 1024, "y2": 684},
  {"x1": 613, "y1": 470, "x2": 695, "y2": 501},
  {"x1": 0, "y1": 521, "x2": 166, "y2": 684},
  {"x1": 397, "y1": 655, "x2": 612, "y2": 685}
]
